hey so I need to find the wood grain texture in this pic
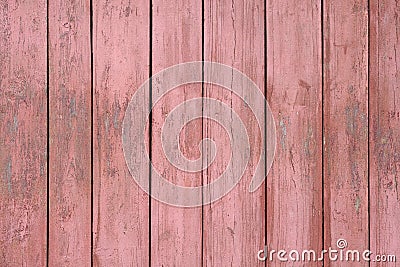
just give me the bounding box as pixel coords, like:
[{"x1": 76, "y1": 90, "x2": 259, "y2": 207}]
[
  {"x1": 92, "y1": 0, "x2": 150, "y2": 266},
  {"x1": 203, "y1": 1, "x2": 265, "y2": 266},
  {"x1": 266, "y1": 0, "x2": 323, "y2": 265},
  {"x1": 0, "y1": 0, "x2": 47, "y2": 265},
  {"x1": 48, "y1": 0, "x2": 92, "y2": 265},
  {"x1": 2, "y1": 1, "x2": 400, "y2": 266},
  {"x1": 150, "y1": 0, "x2": 202, "y2": 265},
  {"x1": 370, "y1": 0, "x2": 400, "y2": 263},
  {"x1": 323, "y1": 0, "x2": 369, "y2": 264}
]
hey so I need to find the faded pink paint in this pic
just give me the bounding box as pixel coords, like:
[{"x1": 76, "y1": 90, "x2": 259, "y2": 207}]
[
  {"x1": 0, "y1": 0, "x2": 400, "y2": 266},
  {"x1": 92, "y1": 0, "x2": 150, "y2": 266},
  {"x1": 151, "y1": 0, "x2": 203, "y2": 265},
  {"x1": 323, "y1": 0, "x2": 369, "y2": 266},
  {"x1": 370, "y1": 0, "x2": 400, "y2": 262},
  {"x1": 266, "y1": 0, "x2": 323, "y2": 266},
  {"x1": 48, "y1": 0, "x2": 92, "y2": 265},
  {"x1": 0, "y1": 0, "x2": 47, "y2": 266},
  {"x1": 203, "y1": 0, "x2": 266, "y2": 266}
]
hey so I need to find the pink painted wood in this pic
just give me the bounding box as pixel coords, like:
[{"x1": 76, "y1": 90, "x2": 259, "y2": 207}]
[
  {"x1": 0, "y1": 0, "x2": 400, "y2": 266},
  {"x1": 92, "y1": 0, "x2": 150, "y2": 265},
  {"x1": 48, "y1": 0, "x2": 92, "y2": 265},
  {"x1": 203, "y1": 0, "x2": 266, "y2": 266},
  {"x1": 266, "y1": 0, "x2": 323, "y2": 265},
  {"x1": 323, "y1": 0, "x2": 369, "y2": 265},
  {"x1": 0, "y1": 0, "x2": 47, "y2": 265},
  {"x1": 151, "y1": 0, "x2": 203, "y2": 265},
  {"x1": 370, "y1": 0, "x2": 400, "y2": 263}
]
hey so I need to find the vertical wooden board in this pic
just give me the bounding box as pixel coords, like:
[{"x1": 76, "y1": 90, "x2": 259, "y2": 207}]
[
  {"x1": 48, "y1": 0, "x2": 91, "y2": 265},
  {"x1": 203, "y1": 1, "x2": 265, "y2": 266},
  {"x1": 370, "y1": 0, "x2": 400, "y2": 262},
  {"x1": 266, "y1": 0, "x2": 323, "y2": 265},
  {"x1": 0, "y1": 0, "x2": 47, "y2": 265},
  {"x1": 323, "y1": 0, "x2": 369, "y2": 264},
  {"x1": 151, "y1": 0, "x2": 202, "y2": 265},
  {"x1": 92, "y1": 0, "x2": 150, "y2": 266}
]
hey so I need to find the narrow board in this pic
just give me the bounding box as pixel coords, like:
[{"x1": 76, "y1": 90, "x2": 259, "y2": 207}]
[
  {"x1": 370, "y1": 0, "x2": 400, "y2": 263},
  {"x1": 0, "y1": 0, "x2": 47, "y2": 265},
  {"x1": 151, "y1": 0, "x2": 203, "y2": 265},
  {"x1": 48, "y1": 0, "x2": 92, "y2": 265},
  {"x1": 92, "y1": 0, "x2": 150, "y2": 265},
  {"x1": 203, "y1": 0, "x2": 266, "y2": 266},
  {"x1": 323, "y1": 0, "x2": 369, "y2": 265},
  {"x1": 266, "y1": 0, "x2": 323, "y2": 265}
]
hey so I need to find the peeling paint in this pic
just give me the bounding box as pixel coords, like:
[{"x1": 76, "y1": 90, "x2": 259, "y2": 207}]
[
  {"x1": 355, "y1": 196, "x2": 361, "y2": 213},
  {"x1": 112, "y1": 105, "x2": 120, "y2": 129},
  {"x1": 278, "y1": 114, "x2": 289, "y2": 150},
  {"x1": 124, "y1": 6, "x2": 131, "y2": 17},
  {"x1": 69, "y1": 97, "x2": 77, "y2": 117},
  {"x1": 345, "y1": 105, "x2": 359, "y2": 135},
  {"x1": 3, "y1": 158, "x2": 12, "y2": 193},
  {"x1": 227, "y1": 226, "x2": 235, "y2": 237},
  {"x1": 6, "y1": 115, "x2": 18, "y2": 134},
  {"x1": 345, "y1": 104, "x2": 368, "y2": 138},
  {"x1": 351, "y1": 161, "x2": 361, "y2": 191},
  {"x1": 13, "y1": 115, "x2": 18, "y2": 132},
  {"x1": 104, "y1": 115, "x2": 110, "y2": 133},
  {"x1": 304, "y1": 125, "x2": 314, "y2": 157}
]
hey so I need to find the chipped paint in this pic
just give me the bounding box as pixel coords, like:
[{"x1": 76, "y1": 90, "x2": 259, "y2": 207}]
[
  {"x1": 104, "y1": 115, "x2": 110, "y2": 133},
  {"x1": 345, "y1": 104, "x2": 368, "y2": 138},
  {"x1": 304, "y1": 125, "x2": 314, "y2": 157},
  {"x1": 112, "y1": 103, "x2": 120, "y2": 129},
  {"x1": 3, "y1": 158, "x2": 12, "y2": 193},
  {"x1": 13, "y1": 115, "x2": 18, "y2": 132},
  {"x1": 278, "y1": 114, "x2": 289, "y2": 150},
  {"x1": 69, "y1": 97, "x2": 77, "y2": 117},
  {"x1": 7, "y1": 115, "x2": 18, "y2": 134},
  {"x1": 355, "y1": 196, "x2": 361, "y2": 213},
  {"x1": 345, "y1": 105, "x2": 359, "y2": 135}
]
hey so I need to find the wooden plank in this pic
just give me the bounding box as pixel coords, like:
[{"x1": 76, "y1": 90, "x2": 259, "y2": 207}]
[
  {"x1": 370, "y1": 0, "x2": 400, "y2": 262},
  {"x1": 48, "y1": 0, "x2": 92, "y2": 265},
  {"x1": 150, "y1": 0, "x2": 203, "y2": 265},
  {"x1": 323, "y1": 0, "x2": 369, "y2": 264},
  {"x1": 203, "y1": 1, "x2": 265, "y2": 266},
  {"x1": 0, "y1": 0, "x2": 47, "y2": 265},
  {"x1": 266, "y1": 0, "x2": 323, "y2": 264},
  {"x1": 92, "y1": 0, "x2": 150, "y2": 266}
]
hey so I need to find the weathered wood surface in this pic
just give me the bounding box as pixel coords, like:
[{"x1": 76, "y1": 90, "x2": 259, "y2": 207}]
[
  {"x1": 48, "y1": 0, "x2": 92, "y2": 265},
  {"x1": 203, "y1": 0, "x2": 266, "y2": 266},
  {"x1": 0, "y1": 0, "x2": 399, "y2": 266},
  {"x1": 323, "y1": 0, "x2": 369, "y2": 265},
  {"x1": 266, "y1": 0, "x2": 323, "y2": 265},
  {"x1": 370, "y1": 0, "x2": 400, "y2": 264},
  {"x1": 0, "y1": 0, "x2": 47, "y2": 266},
  {"x1": 92, "y1": 0, "x2": 150, "y2": 266},
  {"x1": 151, "y1": 0, "x2": 203, "y2": 266}
]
